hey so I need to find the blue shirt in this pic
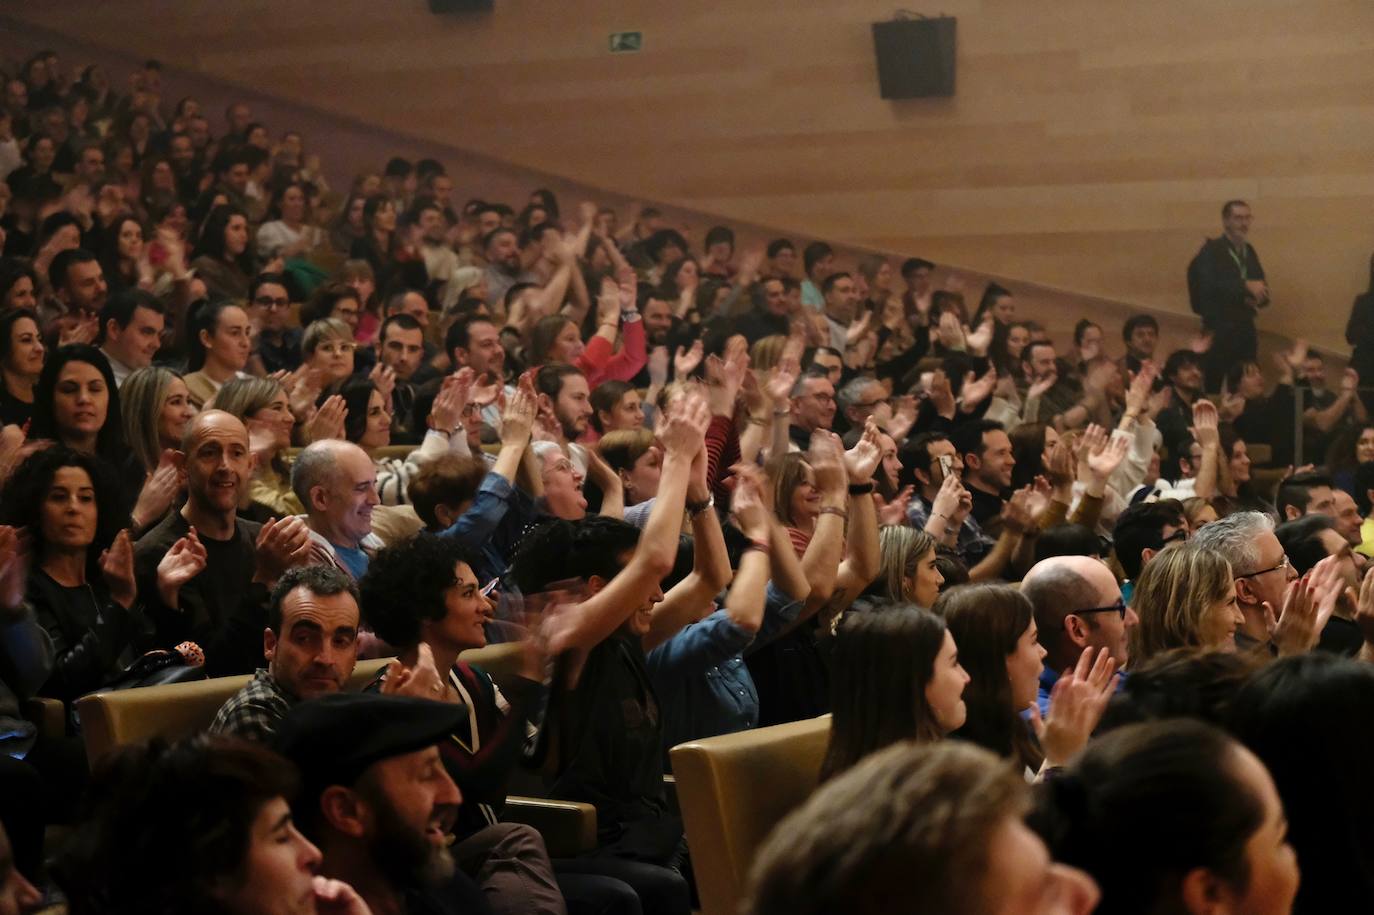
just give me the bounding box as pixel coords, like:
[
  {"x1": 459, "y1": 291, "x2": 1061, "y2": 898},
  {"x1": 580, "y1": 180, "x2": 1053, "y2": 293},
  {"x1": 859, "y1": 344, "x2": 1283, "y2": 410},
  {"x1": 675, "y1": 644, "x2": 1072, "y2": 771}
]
[
  {"x1": 439, "y1": 472, "x2": 537, "y2": 586},
  {"x1": 1037, "y1": 665, "x2": 1129, "y2": 717},
  {"x1": 646, "y1": 583, "x2": 803, "y2": 765},
  {"x1": 333, "y1": 545, "x2": 369, "y2": 580}
]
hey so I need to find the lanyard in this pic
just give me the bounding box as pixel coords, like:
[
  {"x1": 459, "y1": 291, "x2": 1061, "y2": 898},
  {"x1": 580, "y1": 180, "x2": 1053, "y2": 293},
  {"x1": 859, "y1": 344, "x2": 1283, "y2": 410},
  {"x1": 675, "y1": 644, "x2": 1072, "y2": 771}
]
[{"x1": 1228, "y1": 242, "x2": 1248, "y2": 281}]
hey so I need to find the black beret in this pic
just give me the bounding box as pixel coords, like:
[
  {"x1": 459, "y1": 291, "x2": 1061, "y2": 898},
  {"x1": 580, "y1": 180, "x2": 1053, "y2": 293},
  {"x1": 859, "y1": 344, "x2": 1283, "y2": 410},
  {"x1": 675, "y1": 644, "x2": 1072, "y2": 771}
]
[{"x1": 274, "y1": 693, "x2": 467, "y2": 794}]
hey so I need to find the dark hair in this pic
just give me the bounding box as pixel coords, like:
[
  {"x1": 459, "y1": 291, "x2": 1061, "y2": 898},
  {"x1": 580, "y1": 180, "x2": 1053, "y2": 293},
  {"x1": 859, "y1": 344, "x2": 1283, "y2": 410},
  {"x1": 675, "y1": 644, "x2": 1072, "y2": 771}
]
[
  {"x1": 900, "y1": 257, "x2": 935, "y2": 278},
  {"x1": 642, "y1": 228, "x2": 689, "y2": 264},
  {"x1": 29, "y1": 345, "x2": 125, "y2": 462},
  {"x1": 820, "y1": 606, "x2": 951, "y2": 781},
  {"x1": 300, "y1": 282, "x2": 361, "y2": 327},
  {"x1": 802, "y1": 241, "x2": 833, "y2": 276},
  {"x1": 55, "y1": 736, "x2": 300, "y2": 915},
  {"x1": 933, "y1": 545, "x2": 968, "y2": 589},
  {"x1": 1356, "y1": 461, "x2": 1374, "y2": 515},
  {"x1": 0, "y1": 259, "x2": 38, "y2": 307},
  {"x1": 323, "y1": 376, "x2": 377, "y2": 445},
  {"x1": 1274, "y1": 514, "x2": 1338, "y2": 575},
  {"x1": 819, "y1": 272, "x2": 851, "y2": 297},
  {"x1": 268, "y1": 564, "x2": 358, "y2": 633},
  {"x1": 359, "y1": 533, "x2": 482, "y2": 647},
  {"x1": 765, "y1": 238, "x2": 794, "y2": 259},
  {"x1": 96, "y1": 215, "x2": 145, "y2": 290},
  {"x1": 510, "y1": 516, "x2": 641, "y2": 594},
  {"x1": 1229, "y1": 654, "x2": 1374, "y2": 912},
  {"x1": 1324, "y1": 423, "x2": 1374, "y2": 478},
  {"x1": 948, "y1": 419, "x2": 1004, "y2": 465},
  {"x1": 528, "y1": 314, "x2": 575, "y2": 367},
  {"x1": 1121, "y1": 314, "x2": 1159, "y2": 343},
  {"x1": 1034, "y1": 524, "x2": 1103, "y2": 563},
  {"x1": 896, "y1": 432, "x2": 949, "y2": 491},
  {"x1": 589, "y1": 380, "x2": 634, "y2": 435},
  {"x1": 446, "y1": 312, "x2": 496, "y2": 356},
  {"x1": 704, "y1": 225, "x2": 734, "y2": 250},
  {"x1": 408, "y1": 454, "x2": 489, "y2": 530},
  {"x1": 1275, "y1": 471, "x2": 1334, "y2": 520},
  {"x1": 185, "y1": 300, "x2": 244, "y2": 372},
  {"x1": 1071, "y1": 319, "x2": 1100, "y2": 348},
  {"x1": 247, "y1": 271, "x2": 289, "y2": 305},
  {"x1": 380, "y1": 312, "x2": 423, "y2": 346},
  {"x1": 935, "y1": 584, "x2": 1042, "y2": 771},
  {"x1": 0, "y1": 446, "x2": 124, "y2": 583},
  {"x1": 96, "y1": 288, "x2": 164, "y2": 345},
  {"x1": 1111, "y1": 501, "x2": 1184, "y2": 580},
  {"x1": 1032, "y1": 720, "x2": 1264, "y2": 915},
  {"x1": 0, "y1": 306, "x2": 41, "y2": 372},
  {"x1": 1007, "y1": 421, "x2": 1049, "y2": 490},
  {"x1": 48, "y1": 247, "x2": 99, "y2": 293},
  {"x1": 534, "y1": 362, "x2": 583, "y2": 401},
  {"x1": 1163, "y1": 348, "x2": 1201, "y2": 383},
  {"x1": 1222, "y1": 199, "x2": 1249, "y2": 219},
  {"x1": 192, "y1": 204, "x2": 253, "y2": 274}
]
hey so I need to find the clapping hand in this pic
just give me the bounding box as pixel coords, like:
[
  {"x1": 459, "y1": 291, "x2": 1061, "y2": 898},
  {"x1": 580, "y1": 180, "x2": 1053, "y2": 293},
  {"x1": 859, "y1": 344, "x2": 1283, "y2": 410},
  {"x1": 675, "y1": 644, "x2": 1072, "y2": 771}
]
[
  {"x1": 99, "y1": 529, "x2": 138, "y2": 610},
  {"x1": 674, "y1": 340, "x2": 704, "y2": 378},
  {"x1": 1030, "y1": 646, "x2": 1119, "y2": 768},
  {"x1": 843, "y1": 420, "x2": 884, "y2": 484},
  {"x1": 380, "y1": 642, "x2": 447, "y2": 700},
  {"x1": 157, "y1": 528, "x2": 208, "y2": 609},
  {"x1": 1269, "y1": 555, "x2": 1343, "y2": 655}
]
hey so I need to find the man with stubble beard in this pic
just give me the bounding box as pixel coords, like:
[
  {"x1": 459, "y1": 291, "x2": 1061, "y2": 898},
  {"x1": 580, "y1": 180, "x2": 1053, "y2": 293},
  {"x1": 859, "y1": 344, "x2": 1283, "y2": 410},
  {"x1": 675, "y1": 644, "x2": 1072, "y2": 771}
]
[{"x1": 134, "y1": 410, "x2": 313, "y2": 676}]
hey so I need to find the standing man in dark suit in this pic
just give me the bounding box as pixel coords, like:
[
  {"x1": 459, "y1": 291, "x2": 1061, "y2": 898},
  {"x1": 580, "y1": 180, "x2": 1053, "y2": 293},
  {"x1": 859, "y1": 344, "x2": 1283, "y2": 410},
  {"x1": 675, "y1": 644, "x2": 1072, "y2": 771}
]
[{"x1": 1188, "y1": 199, "x2": 1268, "y2": 391}]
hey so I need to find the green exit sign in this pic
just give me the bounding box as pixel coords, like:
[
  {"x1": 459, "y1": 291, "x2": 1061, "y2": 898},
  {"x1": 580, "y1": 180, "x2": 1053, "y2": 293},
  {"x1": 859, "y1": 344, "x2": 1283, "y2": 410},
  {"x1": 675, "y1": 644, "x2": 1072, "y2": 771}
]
[{"x1": 609, "y1": 31, "x2": 643, "y2": 53}]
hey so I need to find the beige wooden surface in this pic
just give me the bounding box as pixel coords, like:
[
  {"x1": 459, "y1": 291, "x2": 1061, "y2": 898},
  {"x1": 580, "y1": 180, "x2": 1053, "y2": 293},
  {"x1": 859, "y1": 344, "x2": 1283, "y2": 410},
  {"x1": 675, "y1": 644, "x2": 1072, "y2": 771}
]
[{"x1": 6, "y1": 0, "x2": 1373, "y2": 351}]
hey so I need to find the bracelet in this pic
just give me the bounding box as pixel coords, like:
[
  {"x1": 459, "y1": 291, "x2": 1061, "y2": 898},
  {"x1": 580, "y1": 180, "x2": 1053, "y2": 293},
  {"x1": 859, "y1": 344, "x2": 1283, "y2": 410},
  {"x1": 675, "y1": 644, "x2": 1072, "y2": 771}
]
[
  {"x1": 686, "y1": 494, "x2": 714, "y2": 517},
  {"x1": 848, "y1": 481, "x2": 875, "y2": 495},
  {"x1": 620, "y1": 310, "x2": 641, "y2": 323},
  {"x1": 819, "y1": 506, "x2": 849, "y2": 521},
  {"x1": 743, "y1": 538, "x2": 770, "y2": 555}
]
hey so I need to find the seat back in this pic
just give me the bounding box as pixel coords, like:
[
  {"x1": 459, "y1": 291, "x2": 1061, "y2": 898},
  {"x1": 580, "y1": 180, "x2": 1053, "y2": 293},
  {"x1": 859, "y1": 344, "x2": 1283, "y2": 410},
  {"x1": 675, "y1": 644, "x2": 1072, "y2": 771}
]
[
  {"x1": 74, "y1": 658, "x2": 394, "y2": 763},
  {"x1": 669, "y1": 716, "x2": 832, "y2": 915}
]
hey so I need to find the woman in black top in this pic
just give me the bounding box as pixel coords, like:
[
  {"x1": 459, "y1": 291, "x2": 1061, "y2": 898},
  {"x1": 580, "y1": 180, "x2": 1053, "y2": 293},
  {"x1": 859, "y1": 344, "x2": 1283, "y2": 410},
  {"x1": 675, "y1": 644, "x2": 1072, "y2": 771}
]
[
  {"x1": 0, "y1": 308, "x2": 44, "y2": 428},
  {"x1": 350, "y1": 194, "x2": 427, "y2": 295},
  {"x1": 0, "y1": 448, "x2": 196, "y2": 703}
]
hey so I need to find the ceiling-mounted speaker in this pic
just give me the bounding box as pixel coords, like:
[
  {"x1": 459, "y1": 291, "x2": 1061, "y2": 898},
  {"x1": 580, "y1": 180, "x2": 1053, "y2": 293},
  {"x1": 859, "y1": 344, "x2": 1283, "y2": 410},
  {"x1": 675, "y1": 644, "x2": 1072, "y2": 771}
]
[
  {"x1": 871, "y1": 16, "x2": 956, "y2": 99},
  {"x1": 428, "y1": 0, "x2": 494, "y2": 12}
]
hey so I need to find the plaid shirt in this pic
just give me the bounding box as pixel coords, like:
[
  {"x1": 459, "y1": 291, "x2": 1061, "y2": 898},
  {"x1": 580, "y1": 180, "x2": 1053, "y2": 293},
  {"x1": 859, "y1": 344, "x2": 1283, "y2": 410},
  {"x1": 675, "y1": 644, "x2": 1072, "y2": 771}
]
[
  {"x1": 209, "y1": 669, "x2": 293, "y2": 743},
  {"x1": 907, "y1": 495, "x2": 996, "y2": 566}
]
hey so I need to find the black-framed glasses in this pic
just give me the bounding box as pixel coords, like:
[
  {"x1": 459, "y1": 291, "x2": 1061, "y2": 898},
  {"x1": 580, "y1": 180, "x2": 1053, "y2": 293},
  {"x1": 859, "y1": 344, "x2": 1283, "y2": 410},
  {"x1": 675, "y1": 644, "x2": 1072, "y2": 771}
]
[
  {"x1": 1161, "y1": 528, "x2": 1188, "y2": 546},
  {"x1": 1236, "y1": 555, "x2": 1291, "y2": 579},
  {"x1": 1069, "y1": 597, "x2": 1128, "y2": 622}
]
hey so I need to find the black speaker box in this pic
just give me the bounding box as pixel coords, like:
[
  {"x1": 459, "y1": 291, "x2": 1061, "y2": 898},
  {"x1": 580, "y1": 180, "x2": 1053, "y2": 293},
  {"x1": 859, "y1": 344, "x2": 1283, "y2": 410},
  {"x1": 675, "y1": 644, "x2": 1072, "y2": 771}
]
[
  {"x1": 871, "y1": 16, "x2": 956, "y2": 99},
  {"x1": 429, "y1": 0, "x2": 494, "y2": 12}
]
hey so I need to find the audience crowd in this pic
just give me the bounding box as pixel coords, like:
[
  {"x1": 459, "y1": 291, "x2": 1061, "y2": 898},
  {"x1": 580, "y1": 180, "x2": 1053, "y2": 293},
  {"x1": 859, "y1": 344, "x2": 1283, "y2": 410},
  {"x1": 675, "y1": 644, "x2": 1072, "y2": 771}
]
[{"x1": 2, "y1": 46, "x2": 1374, "y2": 915}]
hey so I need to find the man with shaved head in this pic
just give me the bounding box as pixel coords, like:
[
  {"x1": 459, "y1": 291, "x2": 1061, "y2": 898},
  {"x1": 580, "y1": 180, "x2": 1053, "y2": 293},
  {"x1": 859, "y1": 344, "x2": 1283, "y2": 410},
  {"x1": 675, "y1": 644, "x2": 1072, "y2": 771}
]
[
  {"x1": 1020, "y1": 555, "x2": 1138, "y2": 715},
  {"x1": 135, "y1": 410, "x2": 312, "y2": 675},
  {"x1": 291, "y1": 439, "x2": 382, "y2": 580}
]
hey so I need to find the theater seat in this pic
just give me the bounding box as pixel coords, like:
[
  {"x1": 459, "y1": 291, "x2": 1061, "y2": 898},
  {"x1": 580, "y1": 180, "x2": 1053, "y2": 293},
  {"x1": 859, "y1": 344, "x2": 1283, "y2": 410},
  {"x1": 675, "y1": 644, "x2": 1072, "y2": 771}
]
[
  {"x1": 74, "y1": 658, "x2": 394, "y2": 763},
  {"x1": 670, "y1": 716, "x2": 832, "y2": 915}
]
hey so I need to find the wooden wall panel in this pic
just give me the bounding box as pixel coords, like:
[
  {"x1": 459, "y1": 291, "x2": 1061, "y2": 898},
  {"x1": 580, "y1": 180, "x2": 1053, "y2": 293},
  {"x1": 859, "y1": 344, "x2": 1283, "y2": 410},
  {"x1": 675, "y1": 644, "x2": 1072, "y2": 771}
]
[{"x1": 5, "y1": 0, "x2": 1374, "y2": 351}]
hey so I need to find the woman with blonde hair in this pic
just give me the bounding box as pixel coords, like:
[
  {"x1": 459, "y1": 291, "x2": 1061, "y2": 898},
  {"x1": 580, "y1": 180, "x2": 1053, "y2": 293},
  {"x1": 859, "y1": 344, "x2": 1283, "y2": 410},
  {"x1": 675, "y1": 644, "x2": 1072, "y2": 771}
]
[
  {"x1": 598, "y1": 427, "x2": 661, "y2": 507},
  {"x1": 863, "y1": 526, "x2": 943, "y2": 607},
  {"x1": 211, "y1": 376, "x2": 303, "y2": 517},
  {"x1": 1130, "y1": 542, "x2": 1245, "y2": 666},
  {"x1": 121, "y1": 366, "x2": 196, "y2": 475},
  {"x1": 300, "y1": 318, "x2": 356, "y2": 386}
]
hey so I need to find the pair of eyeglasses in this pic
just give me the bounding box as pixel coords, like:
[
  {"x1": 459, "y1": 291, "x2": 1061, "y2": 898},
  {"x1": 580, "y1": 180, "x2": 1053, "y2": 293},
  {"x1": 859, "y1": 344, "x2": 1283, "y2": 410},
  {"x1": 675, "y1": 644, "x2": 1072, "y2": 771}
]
[
  {"x1": 1237, "y1": 555, "x2": 1292, "y2": 579},
  {"x1": 254, "y1": 296, "x2": 290, "y2": 309},
  {"x1": 317, "y1": 342, "x2": 356, "y2": 355},
  {"x1": 1161, "y1": 528, "x2": 1188, "y2": 546},
  {"x1": 1069, "y1": 597, "x2": 1128, "y2": 622}
]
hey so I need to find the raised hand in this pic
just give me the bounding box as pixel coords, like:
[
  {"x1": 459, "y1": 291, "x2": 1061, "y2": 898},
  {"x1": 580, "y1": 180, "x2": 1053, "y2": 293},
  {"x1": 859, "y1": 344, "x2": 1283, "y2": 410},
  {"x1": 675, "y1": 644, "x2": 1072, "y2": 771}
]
[
  {"x1": 0, "y1": 525, "x2": 30, "y2": 614},
  {"x1": 1342, "y1": 367, "x2": 1361, "y2": 395},
  {"x1": 1044, "y1": 439, "x2": 1075, "y2": 491},
  {"x1": 59, "y1": 314, "x2": 100, "y2": 347},
  {"x1": 616, "y1": 263, "x2": 638, "y2": 312},
  {"x1": 659, "y1": 392, "x2": 710, "y2": 460},
  {"x1": 1189, "y1": 398, "x2": 1220, "y2": 449},
  {"x1": 1270, "y1": 556, "x2": 1343, "y2": 655},
  {"x1": 1028, "y1": 370, "x2": 1058, "y2": 400},
  {"x1": 674, "y1": 340, "x2": 704, "y2": 378},
  {"x1": 928, "y1": 370, "x2": 956, "y2": 417},
  {"x1": 1030, "y1": 646, "x2": 1119, "y2": 767},
  {"x1": 929, "y1": 472, "x2": 964, "y2": 524},
  {"x1": 1189, "y1": 330, "x2": 1214, "y2": 354},
  {"x1": 965, "y1": 317, "x2": 995, "y2": 357},
  {"x1": 132, "y1": 450, "x2": 183, "y2": 529},
  {"x1": 368, "y1": 364, "x2": 396, "y2": 405},
  {"x1": 960, "y1": 368, "x2": 997, "y2": 411},
  {"x1": 808, "y1": 431, "x2": 848, "y2": 498},
  {"x1": 730, "y1": 464, "x2": 771, "y2": 540},
  {"x1": 428, "y1": 378, "x2": 466, "y2": 434},
  {"x1": 156, "y1": 528, "x2": 208, "y2": 608},
  {"x1": 0, "y1": 423, "x2": 26, "y2": 487},
  {"x1": 936, "y1": 311, "x2": 965, "y2": 350},
  {"x1": 1002, "y1": 486, "x2": 1036, "y2": 534},
  {"x1": 99, "y1": 529, "x2": 138, "y2": 609},
  {"x1": 765, "y1": 357, "x2": 800, "y2": 405},
  {"x1": 595, "y1": 278, "x2": 621, "y2": 329},
  {"x1": 312, "y1": 875, "x2": 374, "y2": 915},
  {"x1": 646, "y1": 345, "x2": 670, "y2": 388},
  {"x1": 253, "y1": 516, "x2": 314, "y2": 587},
  {"x1": 379, "y1": 642, "x2": 447, "y2": 700},
  {"x1": 877, "y1": 485, "x2": 914, "y2": 526},
  {"x1": 1075, "y1": 425, "x2": 1108, "y2": 474},
  {"x1": 1124, "y1": 361, "x2": 1158, "y2": 416},
  {"x1": 304, "y1": 394, "x2": 348, "y2": 443},
  {"x1": 1146, "y1": 383, "x2": 1173, "y2": 420},
  {"x1": 500, "y1": 385, "x2": 536, "y2": 447},
  {"x1": 843, "y1": 420, "x2": 884, "y2": 484},
  {"x1": 1086, "y1": 430, "x2": 1131, "y2": 484}
]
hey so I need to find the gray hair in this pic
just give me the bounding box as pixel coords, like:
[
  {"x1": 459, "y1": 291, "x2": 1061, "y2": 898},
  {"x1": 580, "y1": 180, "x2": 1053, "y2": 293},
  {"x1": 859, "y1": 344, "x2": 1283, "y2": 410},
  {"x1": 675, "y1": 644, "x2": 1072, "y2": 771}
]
[
  {"x1": 290, "y1": 439, "x2": 348, "y2": 508},
  {"x1": 837, "y1": 375, "x2": 882, "y2": 413},
  {"x1": 1191, "y1": 510, "x2": 1273, "y2": 576}
]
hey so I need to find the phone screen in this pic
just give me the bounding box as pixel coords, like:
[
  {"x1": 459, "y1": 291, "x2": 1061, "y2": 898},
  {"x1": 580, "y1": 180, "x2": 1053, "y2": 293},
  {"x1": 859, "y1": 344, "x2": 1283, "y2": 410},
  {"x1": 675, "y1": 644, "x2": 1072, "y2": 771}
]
[{"x1": 938, "y1": 454, "x2": 954, "y2": 478}]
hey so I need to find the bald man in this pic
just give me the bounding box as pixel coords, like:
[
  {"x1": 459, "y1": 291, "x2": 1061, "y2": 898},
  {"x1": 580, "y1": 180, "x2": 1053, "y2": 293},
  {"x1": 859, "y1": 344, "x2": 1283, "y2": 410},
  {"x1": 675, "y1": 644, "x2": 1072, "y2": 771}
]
[
  {"x1": 1020, "y1": 555, "x2": 1137, "y2": 715},
  {"x1": 290, "y1": 439, "x2": 382, "y2": 580},
  {"x1": 135, "y1": 410, "x2": 312, "y2": 675}
]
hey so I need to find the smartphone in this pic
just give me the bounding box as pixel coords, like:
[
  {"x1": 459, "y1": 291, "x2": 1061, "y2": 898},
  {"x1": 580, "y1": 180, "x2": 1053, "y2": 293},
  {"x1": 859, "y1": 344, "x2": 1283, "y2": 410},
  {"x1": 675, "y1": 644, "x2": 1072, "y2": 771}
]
[{"x1": 938, "y1": 454, "x2": 954, "y2": 478}]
